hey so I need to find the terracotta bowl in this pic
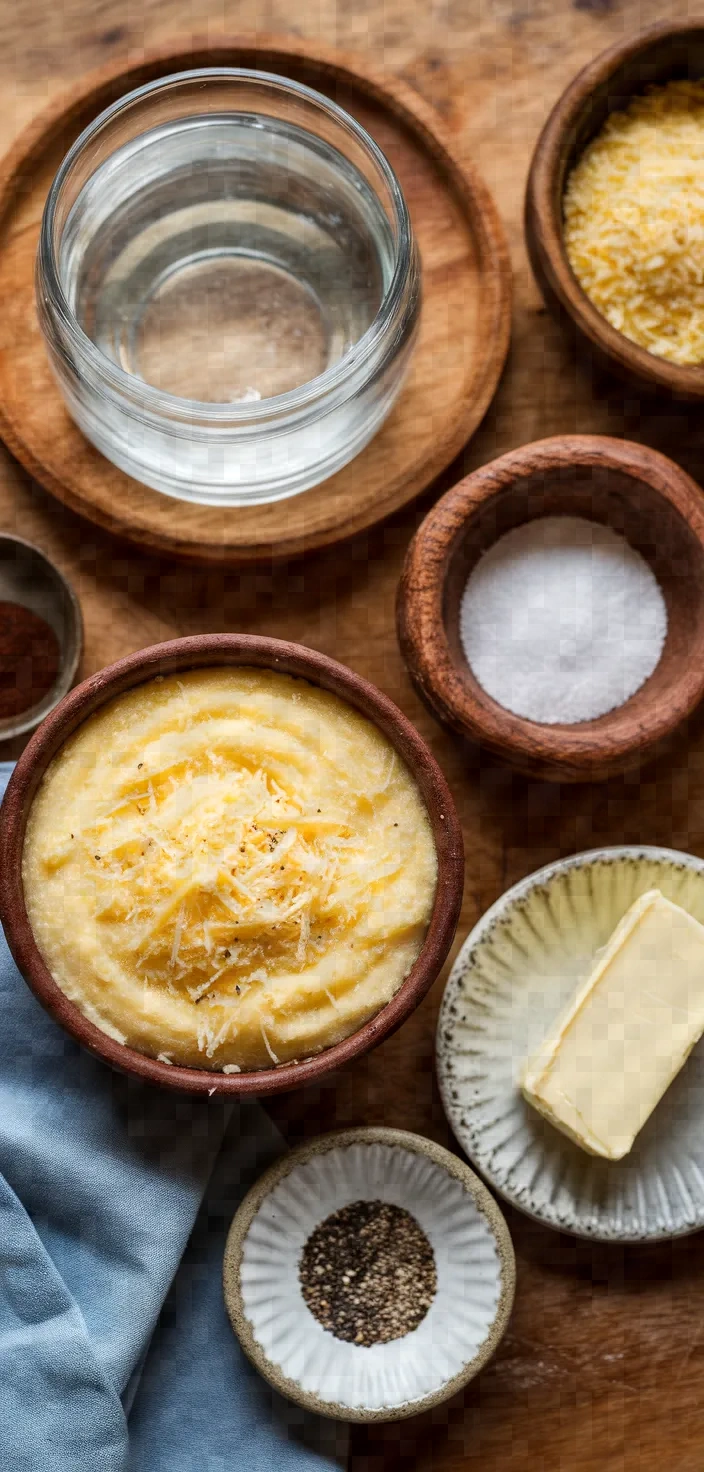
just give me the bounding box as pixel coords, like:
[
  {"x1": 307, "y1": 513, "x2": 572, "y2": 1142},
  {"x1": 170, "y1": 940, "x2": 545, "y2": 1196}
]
[
  {"x1": 0, "y1": 634, "x2": 463, "y2": 1094},
  {"x1": 525, "y1": 20, "x2": 704, "y2": 400},
  {"x1": 396, "y1": 435, "x2": 704, "y2": 783}
]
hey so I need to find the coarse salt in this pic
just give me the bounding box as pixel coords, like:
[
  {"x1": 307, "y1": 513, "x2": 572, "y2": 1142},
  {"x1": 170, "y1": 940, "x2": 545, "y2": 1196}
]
[{"x1": 459, "y1": 516, "x2": 667, "y2": 725}]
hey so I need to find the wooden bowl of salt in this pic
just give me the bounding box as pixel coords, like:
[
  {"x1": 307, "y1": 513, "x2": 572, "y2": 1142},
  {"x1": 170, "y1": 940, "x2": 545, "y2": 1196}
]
[{"x1": 397, "y1": 436, "x2": 704, "y2": 783}]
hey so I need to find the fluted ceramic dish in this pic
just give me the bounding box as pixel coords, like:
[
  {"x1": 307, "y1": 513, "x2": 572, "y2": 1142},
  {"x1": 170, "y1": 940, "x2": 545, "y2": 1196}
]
[
  {"x1": 223, "y1": 1127, "x2": 515, "y2": 1421},
  {"x1": 437, "y1": 847, "x2": 704, "y2": 1243}
]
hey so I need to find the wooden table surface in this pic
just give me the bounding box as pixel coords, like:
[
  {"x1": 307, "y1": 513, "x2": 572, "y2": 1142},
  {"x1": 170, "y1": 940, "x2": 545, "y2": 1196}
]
[{"x1": 3, "y1": 1, "x2": 704, "y2": 1467}]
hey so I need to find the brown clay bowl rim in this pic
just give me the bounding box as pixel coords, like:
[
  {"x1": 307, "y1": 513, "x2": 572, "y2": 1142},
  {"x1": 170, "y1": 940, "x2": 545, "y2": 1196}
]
[
  {"x1": 525, "y1": 20, "x2": 704, "y2": 397},
  {"x1": 0, "y1": 634, "x2": 464, "y2": 1096},
  {"x1": 222, "y1": 1127, "x2": 516, "y2": 1421},
  {"x1": 396, "y1": 434, "x2": 704, "y2": 775}
]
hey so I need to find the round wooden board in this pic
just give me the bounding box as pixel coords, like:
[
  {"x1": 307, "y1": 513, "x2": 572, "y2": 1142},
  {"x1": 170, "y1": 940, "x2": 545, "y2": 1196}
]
[{"x1": 0, "y1": 37, "x2": 511, "y2": 565}]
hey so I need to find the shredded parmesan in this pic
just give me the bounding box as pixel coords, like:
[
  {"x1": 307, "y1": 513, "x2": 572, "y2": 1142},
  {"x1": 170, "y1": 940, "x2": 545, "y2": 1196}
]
[
  {"x1": 28, "y1": 669, "x2": 437, "y2": 1071},
  {"x1": 48, "y1": 753, "x2": 390, "y2": 1034},
  {"x1": 564, "y1": 80, "x2": 704, "y2": 364},
  {"x1": 260, "y1": 1022, "x2": 280, "y2": 1065}
]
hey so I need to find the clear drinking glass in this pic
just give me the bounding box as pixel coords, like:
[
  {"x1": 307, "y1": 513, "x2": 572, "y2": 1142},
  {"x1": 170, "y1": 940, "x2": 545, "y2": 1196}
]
[{"x1": 36, "y1": 69, "x2": 421, "y2": 506}]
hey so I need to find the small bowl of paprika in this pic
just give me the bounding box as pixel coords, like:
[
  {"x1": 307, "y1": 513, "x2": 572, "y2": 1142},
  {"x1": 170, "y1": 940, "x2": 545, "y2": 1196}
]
[{"x1": 0, "y1": 535, "x2": 82, "y2": 741}]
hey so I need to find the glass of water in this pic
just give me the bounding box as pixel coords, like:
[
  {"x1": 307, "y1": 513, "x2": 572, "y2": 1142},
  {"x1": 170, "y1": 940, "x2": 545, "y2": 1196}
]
[{"x1": 36, "y1": 69, "x2": 421, "y2": 507}]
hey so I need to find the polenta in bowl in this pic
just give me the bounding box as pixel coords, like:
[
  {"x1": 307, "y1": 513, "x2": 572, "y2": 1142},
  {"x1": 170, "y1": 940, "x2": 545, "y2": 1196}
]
[{"x1": 0, "y1": 637, "x2": 463, "y2": 1094}]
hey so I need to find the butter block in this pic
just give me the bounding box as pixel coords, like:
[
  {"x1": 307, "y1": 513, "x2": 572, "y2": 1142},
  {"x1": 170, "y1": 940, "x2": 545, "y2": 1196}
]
[{"x1": 521, "y1": 889, "x2": 704, "y2": 1160}]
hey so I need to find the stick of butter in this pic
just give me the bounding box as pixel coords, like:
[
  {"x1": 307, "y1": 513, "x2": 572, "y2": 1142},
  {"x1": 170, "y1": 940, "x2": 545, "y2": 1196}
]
[{"x1": 521, "y1": 889, "x2": 704, "y2": 1160}]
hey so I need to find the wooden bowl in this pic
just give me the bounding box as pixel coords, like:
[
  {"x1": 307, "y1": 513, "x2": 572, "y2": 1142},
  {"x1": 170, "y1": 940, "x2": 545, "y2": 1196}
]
[
  {"x1": 0, "y1": 634, "x2": 463, "y2": 1093},
  {"x1": 0, "y1": 36, "x2": 512, "y2": 564},
  {"x1": 525, "y1": 20, "x2": 704, "y2": 399},
  {"x1": 396, "y1": 435, "x2": 704, "y2": 783}
]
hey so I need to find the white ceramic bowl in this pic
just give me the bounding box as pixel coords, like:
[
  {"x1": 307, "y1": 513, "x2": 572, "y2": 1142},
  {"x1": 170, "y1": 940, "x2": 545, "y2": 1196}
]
[
  {"x1": 437, "y1": 846, "x2": 704, "y2": 1242},
  {"x1": 223, "y1": 1127, "x2": 515, "y2": 1421}
]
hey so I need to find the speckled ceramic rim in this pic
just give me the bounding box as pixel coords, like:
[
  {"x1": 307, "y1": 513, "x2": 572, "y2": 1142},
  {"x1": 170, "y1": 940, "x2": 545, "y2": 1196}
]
[
  {"x1": 437, "y1": 844, "x2": 704, "y2": 1243},
  {"x1": 0, "y1": 634, "x2": 464, "y2": 1096},
  {"x1": 222, "y1": 1127, "x2": 516, "y2": 1421},
  {"x1": 0, "y1": 534, "x2": 83, "y2": 740}
]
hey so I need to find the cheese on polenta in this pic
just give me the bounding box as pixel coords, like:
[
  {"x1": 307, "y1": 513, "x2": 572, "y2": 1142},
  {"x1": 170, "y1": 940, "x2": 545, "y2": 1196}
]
[{"x1": 22, "y1": 668, "x2": 437, "y2": 1071}]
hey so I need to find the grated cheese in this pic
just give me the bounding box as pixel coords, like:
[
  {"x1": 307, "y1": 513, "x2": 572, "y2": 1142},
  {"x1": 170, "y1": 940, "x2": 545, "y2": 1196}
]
[
  {"x1": 25, "y1": 669, "x2": 437, "y2": 1072},
  {"x1": 564, "y1": 80, "x2": 704, "y2": 365},
  {"x1": 46, "y1": 755, "x2": 395, "y2": 1053},
  {"x1": 260, "y1": 1022, "x2": 280, "y2": 1065}
]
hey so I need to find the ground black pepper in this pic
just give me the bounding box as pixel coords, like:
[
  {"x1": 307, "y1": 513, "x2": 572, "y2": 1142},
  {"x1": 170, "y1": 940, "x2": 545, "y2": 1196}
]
[
  {"x1": 0, "y1": 601, "x2": 60, "y2": 720},
  {"x1": 299, "y1": 1199, "x2": 436, "y2": 1346}
]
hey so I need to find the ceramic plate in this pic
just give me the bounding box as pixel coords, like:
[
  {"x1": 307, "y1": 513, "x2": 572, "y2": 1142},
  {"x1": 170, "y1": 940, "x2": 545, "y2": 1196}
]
[
  {"x1": 223, "y1": 1127, "x2": 515, "y2": 1421},
  {"x1": 437, "y1": 847, "x2": 704, "y2": 1242}
]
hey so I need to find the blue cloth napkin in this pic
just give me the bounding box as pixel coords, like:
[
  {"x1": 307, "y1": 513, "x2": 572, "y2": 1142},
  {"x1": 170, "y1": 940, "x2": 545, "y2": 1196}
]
[{"x1": 0, "y1": 763, "x2": 348, "y2": 1472}]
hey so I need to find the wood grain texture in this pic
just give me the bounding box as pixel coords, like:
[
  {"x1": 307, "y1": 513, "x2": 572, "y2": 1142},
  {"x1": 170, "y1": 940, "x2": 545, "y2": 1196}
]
[
  {"x1": 525, "y1": 20, "x2": 704, "y2": 401},
  {"x1": 397, "y1": 435, "x2": 704, "y2": 782},
  {"x1": 0, "y1": 38, "x2": 511, "y2": 563},
  {"x1": 1, "y1": 1, "x2": 704, "y2": 1468}
]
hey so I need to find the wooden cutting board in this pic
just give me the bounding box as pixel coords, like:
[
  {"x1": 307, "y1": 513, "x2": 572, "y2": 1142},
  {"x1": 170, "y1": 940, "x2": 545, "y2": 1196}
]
[
  {"x1": 0, "y1": 2, "x2": 703, "y2": 1469},
  {"x1": 0, "y1": 38, "x2": 510, "y2": 563}
]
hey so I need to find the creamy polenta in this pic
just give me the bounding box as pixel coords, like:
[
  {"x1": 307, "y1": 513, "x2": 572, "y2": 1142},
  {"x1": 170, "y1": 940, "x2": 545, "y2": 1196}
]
[{"x1": 23, "y1": 668, "x2": 437, "y2": 1071}]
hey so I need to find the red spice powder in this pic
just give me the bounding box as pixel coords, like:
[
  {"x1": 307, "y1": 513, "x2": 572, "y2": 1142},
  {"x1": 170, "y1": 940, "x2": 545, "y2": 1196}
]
[{"x1": 0, "y1": 601, "x2": 61, "y2": 720}]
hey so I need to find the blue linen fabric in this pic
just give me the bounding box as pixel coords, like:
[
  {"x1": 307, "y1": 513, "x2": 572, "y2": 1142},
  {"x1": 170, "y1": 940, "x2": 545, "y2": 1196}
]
[{"x1": 0, "y1": 763, "x2": 348, "y2": 1471}]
